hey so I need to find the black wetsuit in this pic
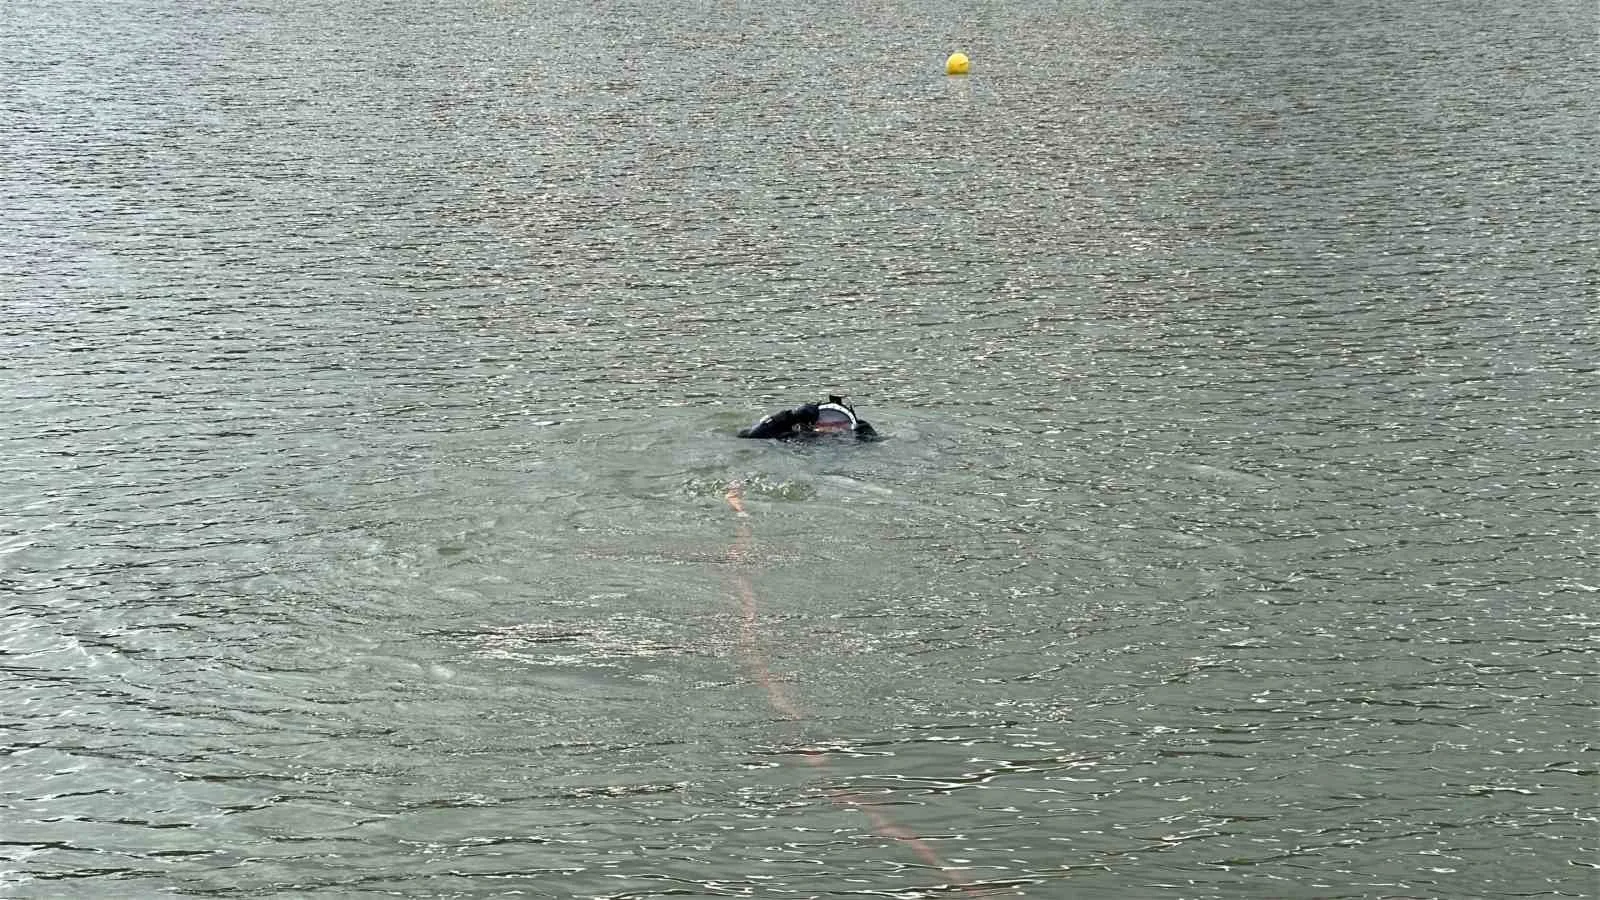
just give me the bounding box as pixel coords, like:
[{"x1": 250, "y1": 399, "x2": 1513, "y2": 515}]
[{"x1": 737, "y1": 403, "x2": 880, "y2": 441}]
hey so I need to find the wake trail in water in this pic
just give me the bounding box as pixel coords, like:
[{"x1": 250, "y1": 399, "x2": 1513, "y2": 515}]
[{"x1": 724, "y1": 480, "x2": 983, "y2": 897}]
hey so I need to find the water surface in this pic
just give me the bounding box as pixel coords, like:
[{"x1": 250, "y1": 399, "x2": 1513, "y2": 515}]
[{"x1": 2, "y1": 0, "x2": 1595, "y2": 897}]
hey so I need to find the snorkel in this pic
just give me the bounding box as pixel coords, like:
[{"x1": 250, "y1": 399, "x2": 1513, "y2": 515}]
[{"x1": 813, "y1": 395, "x2": 858, "y2": 434}]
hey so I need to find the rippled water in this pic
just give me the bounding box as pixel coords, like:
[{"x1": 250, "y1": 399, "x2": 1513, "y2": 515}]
[{"x1": 3, "y1": 0, "x2": 1595, "y2": 897}]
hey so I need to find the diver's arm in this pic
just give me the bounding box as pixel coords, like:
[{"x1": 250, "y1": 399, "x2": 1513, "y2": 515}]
[
  {"x1": 854, "y1": 419, "x2": 880, "y2": 441},
  {"x1": 737, "y1": 404, "x2": 819, "y2": 439}
]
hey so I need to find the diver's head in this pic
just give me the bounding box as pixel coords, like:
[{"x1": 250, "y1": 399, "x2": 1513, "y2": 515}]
[{"x1": 814, "y1": 396, "x2": 858, "y2": 434}]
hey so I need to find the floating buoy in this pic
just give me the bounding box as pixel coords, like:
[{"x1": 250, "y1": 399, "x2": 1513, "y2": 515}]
[{"x1": 946, "y1": 52, "x2": 970, "y2": 76}]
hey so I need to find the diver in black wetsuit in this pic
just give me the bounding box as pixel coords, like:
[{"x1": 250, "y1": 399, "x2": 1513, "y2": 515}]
[{"x1": 737, "y1": 395, "x2": 880, "y2": 442}]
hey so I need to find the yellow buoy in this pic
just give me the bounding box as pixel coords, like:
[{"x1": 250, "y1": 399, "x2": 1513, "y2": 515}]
[{"x1": 946, "y1": 52, "x2": 970, "y2": 76}]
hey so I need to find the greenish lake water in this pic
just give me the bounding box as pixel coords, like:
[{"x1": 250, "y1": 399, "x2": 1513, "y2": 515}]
[{"x1": 2, "y1": 0, "x2": 1595, "y2": 896}]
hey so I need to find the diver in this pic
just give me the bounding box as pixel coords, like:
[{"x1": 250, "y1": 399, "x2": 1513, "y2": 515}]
[{"x1": 737, "y1": 395, "x2": 880, "y2": 442}]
